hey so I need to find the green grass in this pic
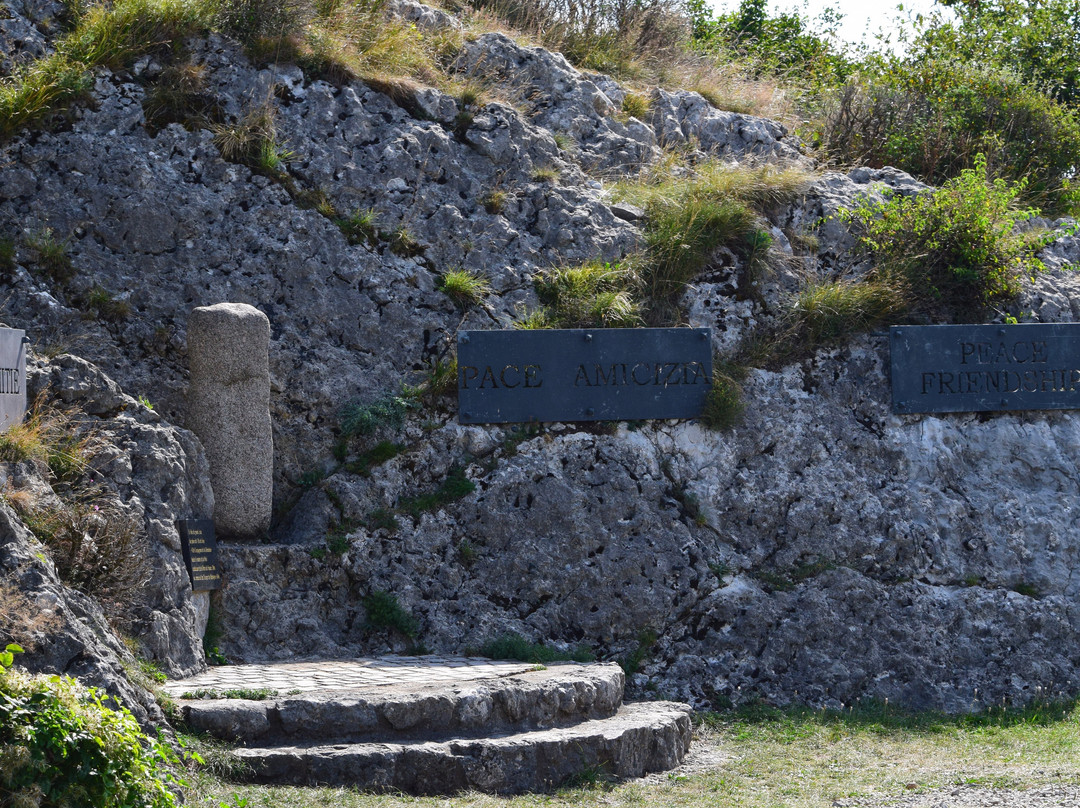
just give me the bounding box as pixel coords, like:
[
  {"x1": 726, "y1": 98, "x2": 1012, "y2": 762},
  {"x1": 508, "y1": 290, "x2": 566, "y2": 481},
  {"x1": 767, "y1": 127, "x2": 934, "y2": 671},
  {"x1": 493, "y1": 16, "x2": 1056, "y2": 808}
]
[
  {"x1": 0, "y1": 0, "x2": 212, "y2": 140},
  {"x1": 335, "y1": 208, "x2": 379, "y2": 247},
  {"x1": 185, "y1": 698, "x2": 1080, "y2": 807},
  {"x1": 525, "y1": 261, "x2": 642, "y2": 329},
  {"x1": 438, "y1": 268, "x2": 491, "y2": 308}
]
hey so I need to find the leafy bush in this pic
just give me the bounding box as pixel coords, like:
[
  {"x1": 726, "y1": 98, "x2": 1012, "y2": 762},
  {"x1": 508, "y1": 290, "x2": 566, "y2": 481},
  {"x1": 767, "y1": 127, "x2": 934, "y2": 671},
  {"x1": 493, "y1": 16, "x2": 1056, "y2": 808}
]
[
  {"x1": 687, "y1": 0, "x2": 852, "y2": 88},
  {"x1": 0, "y1": 646, "x2": 182, "y2": 808},
  {"x1": 841, "y1": 155, "x2": 1043, "y2": 319},
  {"x1": 820, "y1": 59, "x2": 1080, "y2": 213}
]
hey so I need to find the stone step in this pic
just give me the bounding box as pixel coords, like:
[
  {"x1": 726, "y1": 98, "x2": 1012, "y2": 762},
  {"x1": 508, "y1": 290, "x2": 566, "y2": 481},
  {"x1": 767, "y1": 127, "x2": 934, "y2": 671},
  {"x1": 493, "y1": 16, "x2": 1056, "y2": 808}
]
[
  {"x1": 179, "y1": 662, "x2": 626, "y2": 745},
  {"x1": 231, "y1": 701, "x2": 693, "y2": 794}
]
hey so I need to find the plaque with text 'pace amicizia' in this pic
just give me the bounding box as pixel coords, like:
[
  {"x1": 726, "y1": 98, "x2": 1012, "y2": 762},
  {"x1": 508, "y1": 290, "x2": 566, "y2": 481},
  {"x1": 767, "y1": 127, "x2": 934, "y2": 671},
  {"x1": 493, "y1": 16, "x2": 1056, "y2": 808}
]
[
  {"x1": 891, "y1": 323, "x2": 1080, "y2": 414},
  {"x1": 457, "y1": 328, "x2": 712, "y2": 424}
]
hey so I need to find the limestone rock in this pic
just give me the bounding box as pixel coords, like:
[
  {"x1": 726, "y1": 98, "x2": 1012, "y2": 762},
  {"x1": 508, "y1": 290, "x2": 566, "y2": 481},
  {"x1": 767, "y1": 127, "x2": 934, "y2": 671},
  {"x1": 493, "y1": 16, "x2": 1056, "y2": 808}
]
[
  {"x1": 187, "y1": 303, "x2": 273, "y2": 539},
  {"x1": 26, "y1": 353, "x2": 214, "y2": 679}
]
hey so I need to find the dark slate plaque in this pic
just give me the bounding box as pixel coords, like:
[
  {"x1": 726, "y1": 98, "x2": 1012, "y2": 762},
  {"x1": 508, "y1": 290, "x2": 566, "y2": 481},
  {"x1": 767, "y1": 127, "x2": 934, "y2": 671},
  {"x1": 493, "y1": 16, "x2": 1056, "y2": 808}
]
[
  {"x1": 179, "y1": 519, "x2": 222, "y2": 591},
  {"x1": 0, "y1": 328, "x2": 27, "y2": 432},
  {"x1": 891, "y1": 323, "x2": 1080, "y2": 414},
  {"x1": 457, "y1": 328, "x2": 712, "y2": 424}
]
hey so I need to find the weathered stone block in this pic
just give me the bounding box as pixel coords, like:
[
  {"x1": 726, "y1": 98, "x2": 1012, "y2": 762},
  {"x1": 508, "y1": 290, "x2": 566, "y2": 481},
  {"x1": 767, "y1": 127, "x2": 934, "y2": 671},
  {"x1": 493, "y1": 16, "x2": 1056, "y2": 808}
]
[{"x1": 187, "y1": 303, "x2": 273, "y2": 539}]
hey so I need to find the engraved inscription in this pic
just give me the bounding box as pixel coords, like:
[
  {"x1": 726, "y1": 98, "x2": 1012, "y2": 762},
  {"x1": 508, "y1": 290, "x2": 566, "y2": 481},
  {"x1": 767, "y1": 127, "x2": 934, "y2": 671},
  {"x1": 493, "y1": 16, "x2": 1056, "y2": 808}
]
[
  {"x1": 891, "y1": 324, "x2": 1080, "y2": 414},
  {"x1": 457, "y1": 328, "x2": 713, "y2": 423}
]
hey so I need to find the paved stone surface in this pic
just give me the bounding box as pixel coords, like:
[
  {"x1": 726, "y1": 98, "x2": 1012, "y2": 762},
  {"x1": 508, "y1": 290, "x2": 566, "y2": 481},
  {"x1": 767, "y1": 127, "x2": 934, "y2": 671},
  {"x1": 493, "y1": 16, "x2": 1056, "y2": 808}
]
[
  {"x1": 176, "y1": 663, "x2": 626, "y2": 745},
  {"x1": 161, "y1": 655, "x2": 540, "y2": 697}
]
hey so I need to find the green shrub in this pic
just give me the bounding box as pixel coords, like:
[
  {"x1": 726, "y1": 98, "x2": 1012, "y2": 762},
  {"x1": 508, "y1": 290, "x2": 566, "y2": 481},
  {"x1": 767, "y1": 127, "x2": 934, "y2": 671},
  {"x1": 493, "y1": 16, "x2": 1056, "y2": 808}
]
[
  {"x1": 620, "y1": 91, "x2": 651, "y2": 121},
  {"x1": 0, "y1": 645, "x2": 182, "y2": 808},
  {"x1": 820, "y1": 59, "x2": 1080, "y2": 214},
  {"x1": 841, "y1": 154, "x2": 1042, "y2": 319},
  {"x1": 362, "y1": 590, "x2": 419, "y2": 638},
  {"x1": 477, "y1": 632, "x2": 595, "y2": 664}
]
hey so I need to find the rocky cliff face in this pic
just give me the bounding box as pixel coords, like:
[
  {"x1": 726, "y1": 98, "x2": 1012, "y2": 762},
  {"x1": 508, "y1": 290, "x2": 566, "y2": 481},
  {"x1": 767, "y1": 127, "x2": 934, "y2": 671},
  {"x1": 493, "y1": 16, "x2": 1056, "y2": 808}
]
[{"x1": 3, "y1": 0, "x2": 1080, "y2": 713}]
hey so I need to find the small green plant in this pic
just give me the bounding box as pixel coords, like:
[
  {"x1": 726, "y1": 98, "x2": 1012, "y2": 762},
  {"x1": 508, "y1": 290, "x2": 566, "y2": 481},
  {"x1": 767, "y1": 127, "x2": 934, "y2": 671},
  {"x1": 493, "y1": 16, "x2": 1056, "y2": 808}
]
[
  {"x1": 1012, "y1": 582, "x2": 1041, "y2": 598},
  {"x1": 526, "y1": 261, "x2": 642, "y2": 329},
  {"x1": 552, "y1": 131, "x2": 574, "y2": 152},
  {"x1": 457, "y1": 539, "x2": 477, "y2": 567},
  {"x1": 308, "y1": 546, "x2": 327, "y2": 560},
  {"x1": 618, "y1": 628, "x2": 658, "y2": 676},
  {"x1": 841, "y1": 154, "x2": 1042, "y2": 319},
  {"x1": 80, "y1": 284, "x2": 131, "y2": 322},
  {"x1": 397, "y1": 465, "x2": 476, "y2": 518},
  {"x1": 531, "y1": 165, "x2": 560, "y2": 183},
  {"x1": 364, "y1": 507, "x2": 399, "y2": 533},
  {"x1": 477, "y1": 632, "x2": 595, "y2": 664},
  {"x1": 362, "y1": 590, "x2": 419, "y2": 639},
  {"x1": 0, "y1": 237, "x2": 16, "y2": 277},
  {"x1": 325, "y1": 520, "x2": 355, "y2": 554},
  {"x1": 709, "y1": 561, "x2": 731, "y2": 579},
  {"x1": 701, "y1": 362, "x2": 745, "y2": 431},
  {"x1": 346, "y1": 440, "x2": 406, "y2": 476},
  {"x1": 755, "y1": 557, "x2": 835, "y2": 592},
  {"x1": 386, "y1": 226, "x2": 423, "y2": 258},
  {"x1": 620, "y1": 91, "x2": 651, "y2": 121},
  {"x1": 27, "y1": 227, "x2": 75, "y2": 284},
  {"x1": 137, "y1": 395, "x2": 154, "y2": 410},
  {"x1": 482, "y1": 189, "x2": 507, "y2": 214},
  {"x1": 417, "y1": 356, "x2": 457, "y2": 402},
  {"x1": 335, "y1": 207, "x2": 378, "y2": 246},
  {"x1": 212, "y1": 103, "x2": 289, "y2": 174},
  {"x1": 340, "y1": 393, "x2": 418, "y2": 438},
  {"x1": 438, "y1": 268, "x2": 491, "y2": 308}
]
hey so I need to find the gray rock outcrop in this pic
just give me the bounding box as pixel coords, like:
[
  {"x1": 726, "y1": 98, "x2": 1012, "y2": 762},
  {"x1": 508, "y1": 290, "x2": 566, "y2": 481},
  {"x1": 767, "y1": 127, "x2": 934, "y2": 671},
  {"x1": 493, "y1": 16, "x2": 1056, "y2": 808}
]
[
  {"x1": 2, "y1": 0, "x2": 1080, "y2": 715},
  {"x1": 186, "y1": 302, "x2": 272, "y2": 539}
]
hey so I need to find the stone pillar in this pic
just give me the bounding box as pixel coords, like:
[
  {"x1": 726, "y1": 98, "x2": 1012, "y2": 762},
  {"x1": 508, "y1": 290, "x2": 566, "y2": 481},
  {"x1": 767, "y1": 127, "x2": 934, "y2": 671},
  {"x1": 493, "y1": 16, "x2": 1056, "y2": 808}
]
[{"x1": 186, "y1": 303, "x2": 273, "y2": 538}]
